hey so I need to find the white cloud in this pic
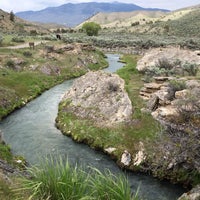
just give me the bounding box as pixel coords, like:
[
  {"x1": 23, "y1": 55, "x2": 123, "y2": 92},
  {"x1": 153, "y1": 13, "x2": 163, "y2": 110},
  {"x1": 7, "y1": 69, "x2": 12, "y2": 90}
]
[{"x1": 0, "y1": 0, "x2": 199, "y2": 13}]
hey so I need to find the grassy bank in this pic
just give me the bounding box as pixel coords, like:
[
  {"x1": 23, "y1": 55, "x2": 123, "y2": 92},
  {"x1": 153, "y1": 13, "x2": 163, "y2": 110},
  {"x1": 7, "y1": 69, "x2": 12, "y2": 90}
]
[
  {"x1": 0, "y1": 44, "x2": 108, "y2": 120},
  {"x1": 56, "y1": 54, "x2": 159, "y2": 168}
]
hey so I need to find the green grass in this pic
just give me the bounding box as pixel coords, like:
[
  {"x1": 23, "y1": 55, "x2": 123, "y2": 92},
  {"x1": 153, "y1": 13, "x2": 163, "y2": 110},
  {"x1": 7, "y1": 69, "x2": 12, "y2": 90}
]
[
  {"x1": 56, "y1": 54, "x2": 159, "y2": 167},
  {"x1": 0, "y1": 142, "x2": 28, "y2": 200},
  {"x1": 0, "y1": 44, "x2": 107, "y2": 120},
  {"x1": 19, "y1": 157, "x2": 138, "y2": 200},
  {"x1": 0, "y1": 143, "x2": 13, "y2": 162},
  {"x1": 0, "y1": 69, "x2": 60, "y2": 119},
  {"x1": 0, "y1": 177, "x2": 16, "y2": 200}
]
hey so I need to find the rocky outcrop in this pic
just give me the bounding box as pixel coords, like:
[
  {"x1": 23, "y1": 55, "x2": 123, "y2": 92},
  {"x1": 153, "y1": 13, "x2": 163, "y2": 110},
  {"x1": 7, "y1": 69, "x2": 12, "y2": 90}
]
[
  {"x1": 62, "y1": 71, "x2": 133, "y2": 126},
  {"x1": 137, "y1": 47, "x2": 200, "y2": 72},
  {"x1": 141, "y1": 76, "x2": 200, "y2": 187},
  {"x1": 140, "y1": 76, "x2": 200, "y2": 123}
]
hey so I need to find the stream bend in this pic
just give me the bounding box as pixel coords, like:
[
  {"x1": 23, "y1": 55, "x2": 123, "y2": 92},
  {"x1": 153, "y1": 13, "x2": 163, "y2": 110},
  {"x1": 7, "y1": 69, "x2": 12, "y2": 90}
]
[{"x1": 0, "y1": 54, "x2": 185, "y2": 200}]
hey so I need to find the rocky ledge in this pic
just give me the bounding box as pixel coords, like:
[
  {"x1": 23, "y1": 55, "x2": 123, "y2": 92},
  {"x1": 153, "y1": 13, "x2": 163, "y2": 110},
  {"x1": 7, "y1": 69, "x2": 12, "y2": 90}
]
[{"x1": 61, "y1": 70, "x2": 133, "y2": 126}]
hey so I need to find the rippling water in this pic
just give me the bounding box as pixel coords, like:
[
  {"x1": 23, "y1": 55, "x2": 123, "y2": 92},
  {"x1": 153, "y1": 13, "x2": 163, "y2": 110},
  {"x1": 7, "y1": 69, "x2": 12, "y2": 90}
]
[{"x1": 0, "y1": 54, "x2": 185, "y2": 199}]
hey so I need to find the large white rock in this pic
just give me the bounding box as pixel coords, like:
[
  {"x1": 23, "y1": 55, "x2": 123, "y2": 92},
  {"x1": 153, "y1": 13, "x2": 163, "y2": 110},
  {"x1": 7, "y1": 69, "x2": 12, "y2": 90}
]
[
  {"x1": 137, "y1": 47, "x2": 200, "y2": 72},
  {"x1": 62, "y1": 71, "x2": 133, "y2": 126},
  {"x1": 121, "y1": 150, "x2": 131, "y2": 166}
]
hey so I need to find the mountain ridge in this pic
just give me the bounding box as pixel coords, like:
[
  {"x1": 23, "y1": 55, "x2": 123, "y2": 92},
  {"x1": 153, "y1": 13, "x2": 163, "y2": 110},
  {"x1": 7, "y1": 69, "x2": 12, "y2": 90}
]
[{"x1": 16, "y1": 2, "x2": 169, "y2": 27}]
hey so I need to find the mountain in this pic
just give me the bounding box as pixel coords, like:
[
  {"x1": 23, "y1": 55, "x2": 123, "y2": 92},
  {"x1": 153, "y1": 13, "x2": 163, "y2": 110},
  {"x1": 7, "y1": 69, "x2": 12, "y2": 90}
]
[{"x1": 16, "y1": 2, "x2": 168, "y2": 27}]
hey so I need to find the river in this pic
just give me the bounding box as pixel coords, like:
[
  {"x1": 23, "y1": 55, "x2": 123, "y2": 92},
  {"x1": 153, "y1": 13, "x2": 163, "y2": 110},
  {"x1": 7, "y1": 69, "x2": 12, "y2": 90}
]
[{"x1": 0, "y1": 54, "x2": 185, "y2": 199}]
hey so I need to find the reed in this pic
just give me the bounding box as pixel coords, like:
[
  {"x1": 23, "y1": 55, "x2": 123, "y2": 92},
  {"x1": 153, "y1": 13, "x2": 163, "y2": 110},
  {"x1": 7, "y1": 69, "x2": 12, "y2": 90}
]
[{"x1": 20, "y1": 157, "x2": 139, "y2": 200}]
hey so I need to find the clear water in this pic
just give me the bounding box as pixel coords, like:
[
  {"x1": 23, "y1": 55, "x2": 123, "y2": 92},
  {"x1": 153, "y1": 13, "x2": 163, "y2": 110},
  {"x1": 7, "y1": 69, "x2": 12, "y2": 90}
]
[{"x1": 0, "y1": 54, "x2": 185, "y2": 199}]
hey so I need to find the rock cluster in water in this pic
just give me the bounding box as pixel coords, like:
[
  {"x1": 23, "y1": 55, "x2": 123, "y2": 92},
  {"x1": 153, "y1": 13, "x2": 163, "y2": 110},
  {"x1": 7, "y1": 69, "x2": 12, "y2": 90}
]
[{"x1": 62, "y1": 70, "x2": 133, "y2": 126}]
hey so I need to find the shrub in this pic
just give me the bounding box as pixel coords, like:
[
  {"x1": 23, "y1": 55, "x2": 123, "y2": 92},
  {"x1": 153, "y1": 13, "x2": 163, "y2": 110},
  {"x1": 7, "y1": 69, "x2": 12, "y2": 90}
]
[
  {"x1": 82, "y1": 22, "x2": 101, "y2": 36},
  {"x1": 108, "y1": 81, "x2": 119, "y2": 92},
  {"x1": 23, "y1": 51, "x2": 32, "y2": 57},
  {"x1": 169, "y1": 79, "x2": 186, "y2": 93},
  {"x1": 9, "y1": 11, "x2": 15, "y2": 22},
  {"x1": 5, "y1": 60, "x2": 15, "y2": 69},
  {"x1": 20, "y1": 158, "x2": 136, "y2": 200},
  {"x1": 11, "y1": 37, "x2": 25, "y2": 43},
  {"x1": 30, "y1": 30, "x2": 37, "y2": 36},
  {"x1": 176, "y1": 90, "x2": 200, "y2": 125},
  {"x1": 182, "y1": 62, "x2": 199, "y2": 76},
  {"x1": 131, "y1": 21, "x2": 140, "y2": 26},
  {"x1": 155, "y1": 58, "x2": 174, "y2": 70}
]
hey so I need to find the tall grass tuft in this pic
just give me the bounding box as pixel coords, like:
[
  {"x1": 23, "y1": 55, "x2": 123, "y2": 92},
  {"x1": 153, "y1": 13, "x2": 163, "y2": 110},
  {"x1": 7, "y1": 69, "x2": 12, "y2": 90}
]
[
  {"x1": 20, "y1": 157, "x2": 139, "y2": 200},
  {"x1": 90, "y1": 168, "x2": 135, "y2": 200},
  {"x1": 21, "y1": 157, "x2": 90, "y2": 200}
]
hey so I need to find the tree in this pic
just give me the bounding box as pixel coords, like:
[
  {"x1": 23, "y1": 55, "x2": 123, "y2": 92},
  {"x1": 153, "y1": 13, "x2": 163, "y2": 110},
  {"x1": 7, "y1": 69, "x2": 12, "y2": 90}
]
[
  {"x1": 10, "y1": 11, "x2": 15, "y2": 22},
  {"x1": 82, "y1": 22, "x2": 101, "y2": 36}
]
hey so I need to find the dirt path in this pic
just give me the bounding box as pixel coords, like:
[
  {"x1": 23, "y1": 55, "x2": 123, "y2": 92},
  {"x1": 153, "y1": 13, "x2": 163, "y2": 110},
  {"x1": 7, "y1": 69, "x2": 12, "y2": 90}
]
[{"x1": 5, "y1": 41, "x2": 47, "y2": 49}]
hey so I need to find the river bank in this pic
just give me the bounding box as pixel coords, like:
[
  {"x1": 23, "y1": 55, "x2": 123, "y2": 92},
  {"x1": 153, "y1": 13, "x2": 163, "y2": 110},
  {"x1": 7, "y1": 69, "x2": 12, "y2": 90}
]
[{"x1": 0, "y1": 42, "x2": 108, "y2": 120}]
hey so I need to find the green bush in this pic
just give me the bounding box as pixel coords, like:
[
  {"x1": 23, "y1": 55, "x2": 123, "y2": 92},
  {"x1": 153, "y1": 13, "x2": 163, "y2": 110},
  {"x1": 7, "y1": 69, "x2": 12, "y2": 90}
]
[
  {"x1": 30, "y1": 30, "x2": 37, "y2": 36},
  {"x1": 182, "y1": 62, "x2": 199, "y2": 76},
  {"x1": 11, "y1": 37, "x2": 25, "y2": 43},
  {"x1": 23, "y1": 51, "x2": 32, "y2": 57},
  {"x1": 169, "y1": 79, "x2": 186, "y2": 93},
  {"x1": 168, "y1": 79, "x2": 186, "y2": 99},
  {"x1": 82, "y1": 22, "x2": 101, "y2": 36},
  {"x1": 21, "y1": 157, "x2": 137, "y2": 200},
  {"x1": 155, "y1": 58, "x2": 174, "y2": 70},
  {"x1": 5, "y1": 60, "x2": 15, "y2": 69}
]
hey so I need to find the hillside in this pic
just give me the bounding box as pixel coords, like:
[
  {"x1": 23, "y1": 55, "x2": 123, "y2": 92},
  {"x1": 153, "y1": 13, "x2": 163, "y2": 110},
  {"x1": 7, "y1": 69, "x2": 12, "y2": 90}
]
[
  {"x1": 82, "y1": 4, "x2": 200, "y2": 37},
  {"x1": 0, "y1": 9, "x2": 49, "y2": 34},
  {"x1": 16, "y1": 2, "x2": 168, "y2": 27},
  {"x1": 77, "y1": 10, "x2": 166, "y2": 29}
]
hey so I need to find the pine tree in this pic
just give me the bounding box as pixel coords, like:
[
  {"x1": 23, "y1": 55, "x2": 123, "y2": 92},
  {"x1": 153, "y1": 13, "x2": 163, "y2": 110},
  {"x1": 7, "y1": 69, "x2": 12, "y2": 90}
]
[{"x1": 10, "y1": 11, "x2": 15, "y2": 22}]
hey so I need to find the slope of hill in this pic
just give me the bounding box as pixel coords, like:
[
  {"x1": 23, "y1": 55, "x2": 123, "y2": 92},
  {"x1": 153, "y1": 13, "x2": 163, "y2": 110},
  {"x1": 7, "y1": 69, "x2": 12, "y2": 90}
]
[
  {"x1": 77, "y1": 10, "x2": 166, "y2": 29},
  {"x1": 16, "y1": 2, "x2": 168, "y2": 27},
  {"x1": 0, "y1": 9, "x2": 49, "y2": 34},
  {"x1": 83, "y1": 4, "x2": 200, "y2": 38}
]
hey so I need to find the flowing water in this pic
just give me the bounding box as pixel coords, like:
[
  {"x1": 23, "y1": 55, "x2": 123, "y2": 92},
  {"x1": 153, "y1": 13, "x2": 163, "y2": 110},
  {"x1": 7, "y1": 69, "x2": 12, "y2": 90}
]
[{"x1": 0, "y1": 54, "x2": 185, "y2": 199}]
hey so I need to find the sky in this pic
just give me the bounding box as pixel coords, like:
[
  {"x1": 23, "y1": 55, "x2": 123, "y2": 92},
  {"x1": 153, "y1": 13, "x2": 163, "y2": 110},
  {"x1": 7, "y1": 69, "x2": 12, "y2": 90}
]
[{"x1": 0, "y1": 0, "x2": 199, "y2": 13}]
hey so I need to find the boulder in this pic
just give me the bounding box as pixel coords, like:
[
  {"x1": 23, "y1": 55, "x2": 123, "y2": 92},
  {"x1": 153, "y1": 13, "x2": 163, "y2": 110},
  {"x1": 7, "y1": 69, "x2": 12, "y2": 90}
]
[
  {"x1": 175, "y1": 89, "x2": 189, "y2": 99},
  {"x1": 178, "y1": 185, "x2": 200, "y2": 200},
  {"x1": 121, "y1": 150, "x2": 131, "y2": 166},
  {"x1": 133, "y1": 142, "x2": 146, "y2": 166},
  {"x1": 186, "y1": 80, "x2": 200, "y2": 89},
  {"x1": 144, "y1": 82, "x2": 162, "y2": 90},
  {"x1": 151, "y1": 105, "x2": 178, "y2": 120},
  {"x1": 104, "y1": 147, "x2": 116, "y2": 154},
  {"x1": 137, "y1": 47, "x2": 200, "y2": 72},
  {"x1": 154, "y1": 76, "x2": 170, "y2": 83},
  {"x1": 62, "y1": 71, "x2": 133, "y2": 126},
  {"x1": 154, "y1": 89, "x2": 171, "y2": 105}
]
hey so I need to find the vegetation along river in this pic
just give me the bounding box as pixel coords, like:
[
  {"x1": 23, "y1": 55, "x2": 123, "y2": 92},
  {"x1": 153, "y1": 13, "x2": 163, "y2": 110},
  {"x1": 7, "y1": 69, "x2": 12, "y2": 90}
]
[{"x1": 0, "y1": 54, "x2": 185, "y2": 199}]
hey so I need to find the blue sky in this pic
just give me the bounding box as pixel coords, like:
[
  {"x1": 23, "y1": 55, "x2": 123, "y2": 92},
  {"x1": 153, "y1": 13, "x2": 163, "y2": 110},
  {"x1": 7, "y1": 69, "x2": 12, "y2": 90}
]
[{"x1": 0, "y1": 0, "x2": 199, "y2": 12}]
